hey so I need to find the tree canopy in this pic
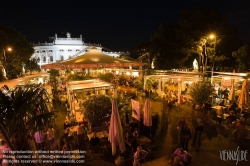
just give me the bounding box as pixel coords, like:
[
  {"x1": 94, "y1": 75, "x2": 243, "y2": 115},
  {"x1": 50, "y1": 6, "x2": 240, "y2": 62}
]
[
  {"x1": 82, "y1": 95, "x2": 112, "y2": 127},
  {"x1": 0, "y1": 24, "x2": 34, "y2": 77},
  {"x1": 134, "y1": 8, "x2": 243, "y2": 70},
  {"x1": 232, "y1": 44, "x2": 250, "y2": 72},
  {"x1": 187, "y1": 81, "x2": 213, "y2": 105},
  {"x1": 24, "y1": 58, "x2": 41, "y2": 74}
]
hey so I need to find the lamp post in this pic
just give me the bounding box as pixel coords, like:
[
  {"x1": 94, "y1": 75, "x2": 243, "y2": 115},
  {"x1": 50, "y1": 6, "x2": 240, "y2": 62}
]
[
  {"x1": 209, "y1": 34, "x2": 216, "y2": 84},
  {"x1": 2, "y1": 47, "x2": 12, "y2": 78}
]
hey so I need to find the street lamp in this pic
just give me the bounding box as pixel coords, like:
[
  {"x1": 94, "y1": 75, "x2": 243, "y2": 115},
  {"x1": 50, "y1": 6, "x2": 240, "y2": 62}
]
[
  {"x1": 2, "y1": 47, "x2": 12, "y2": 78},
  {"x1": 209, "y1": 34, "x2": 216, "y2": 84}
]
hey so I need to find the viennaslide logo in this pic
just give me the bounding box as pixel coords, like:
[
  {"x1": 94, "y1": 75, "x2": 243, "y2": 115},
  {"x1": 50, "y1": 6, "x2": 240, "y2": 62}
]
[{"x1": 219, "y1": 146, "x2": 248, "y2": 165}]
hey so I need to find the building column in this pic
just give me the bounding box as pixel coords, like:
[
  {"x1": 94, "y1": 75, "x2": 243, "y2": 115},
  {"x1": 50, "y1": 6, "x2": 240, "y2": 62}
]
[
  {"x1": 39, "y1": 51, "x2": 42, "y2": 68},
  {"x1": 178, "y1": 79, "x2": 182, "y2": 104}
]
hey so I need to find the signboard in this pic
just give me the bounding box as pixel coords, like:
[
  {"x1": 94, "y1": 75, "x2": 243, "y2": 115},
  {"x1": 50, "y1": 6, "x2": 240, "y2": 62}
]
[{"x1": 222, "y1": 77, "x2": 232, "y2": 87}]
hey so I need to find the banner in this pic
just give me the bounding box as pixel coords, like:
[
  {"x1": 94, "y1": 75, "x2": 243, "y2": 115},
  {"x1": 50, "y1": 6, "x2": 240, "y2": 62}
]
[{"x1": 131, "y1": 99, "x2": 140, "y2": 121}]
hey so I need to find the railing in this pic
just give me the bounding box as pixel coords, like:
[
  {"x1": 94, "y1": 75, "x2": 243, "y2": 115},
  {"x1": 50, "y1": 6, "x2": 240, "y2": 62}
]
[
  {"x1": 56, "y1": 38, "x2": 82, "y2": 41},
  {"x1": 33, "y1": 43, "x2": 54, "y2": 46}
]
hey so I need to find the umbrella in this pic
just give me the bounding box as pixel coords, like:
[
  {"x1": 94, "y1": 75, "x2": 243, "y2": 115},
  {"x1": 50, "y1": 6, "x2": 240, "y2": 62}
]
[
  {"x1": 143, "y1": 99, "x2": 152, "y2": 127},
  {"x1": 108, "y1": 99, "x2": 126, "y2": 156},
  {"x1": 228, "y1": 80, "x2": 235, "y2": 101},
  {"x1": 238, "y1": 80, "x2": 249, "y2": 112}
]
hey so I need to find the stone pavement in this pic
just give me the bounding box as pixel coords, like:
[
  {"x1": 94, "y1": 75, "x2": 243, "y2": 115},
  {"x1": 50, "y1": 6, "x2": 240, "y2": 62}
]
[{"x1": 152, "y1": 103, "x2": 250, "y2": 166}]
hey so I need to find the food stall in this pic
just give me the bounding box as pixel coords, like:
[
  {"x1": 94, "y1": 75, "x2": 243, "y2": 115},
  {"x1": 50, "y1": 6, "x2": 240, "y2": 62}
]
[{"x1": 66, "y1": 79, "x2": 116, "y2": 116}]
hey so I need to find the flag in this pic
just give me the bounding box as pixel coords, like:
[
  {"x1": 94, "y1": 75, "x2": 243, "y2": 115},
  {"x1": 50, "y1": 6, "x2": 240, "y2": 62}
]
[{"x1": 131, "y1": 99, "x2": 140, "y2": 120}]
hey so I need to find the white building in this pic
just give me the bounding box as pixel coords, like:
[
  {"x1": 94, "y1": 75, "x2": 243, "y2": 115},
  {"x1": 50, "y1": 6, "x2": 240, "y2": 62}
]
[{"x1": 31, "y1": 32, "x2": 122, "y2": 67}]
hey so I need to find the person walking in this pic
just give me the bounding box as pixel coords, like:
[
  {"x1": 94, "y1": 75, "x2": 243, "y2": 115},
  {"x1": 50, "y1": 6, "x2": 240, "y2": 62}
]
[{"x1": 192, "y1": 119, "x2": 204, "y2": 147}]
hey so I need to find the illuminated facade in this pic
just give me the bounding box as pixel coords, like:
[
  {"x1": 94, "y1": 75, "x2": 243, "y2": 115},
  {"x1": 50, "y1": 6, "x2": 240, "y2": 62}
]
[{"x1": 31, "y1": 32, "x2": 121, "y2": 67}]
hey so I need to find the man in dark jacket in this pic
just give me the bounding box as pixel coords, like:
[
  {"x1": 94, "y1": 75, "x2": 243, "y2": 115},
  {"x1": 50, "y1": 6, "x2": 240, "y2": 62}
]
[
  {"x1": 192, "y1": 120, "x2": 204, "y2": 147},
  {"x1": 181, "y1": 123, "x2": 191, "y2": 151}
]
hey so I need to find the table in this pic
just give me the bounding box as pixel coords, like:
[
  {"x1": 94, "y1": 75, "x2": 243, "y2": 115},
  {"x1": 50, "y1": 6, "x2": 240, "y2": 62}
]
[
  {"x1": 136, "y1": 135, "x2": 152, "y2": 146},
  {"x1": 87, "y1": 131, "x2": 109, "y2": 140}
]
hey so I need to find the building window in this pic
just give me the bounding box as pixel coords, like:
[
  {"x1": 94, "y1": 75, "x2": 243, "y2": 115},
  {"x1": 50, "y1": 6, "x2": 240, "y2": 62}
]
[
  {"x1": 68, "y1": 50, "x2": 72, "y2": 52},
  {"x1": 42, "y1": 50, "x2": 46, "y2": 53},
  {"x1": 36, "y1": 51, "x2": 39, "y2": 53},
  {"x1": 50, "y1": 56, "x2": 53, "y2": 62},
  {"x1": 43, "y1": 56, "x2": 46, "y2": 62},
  {"x1": 76, "y1": 50, "x2": 80, "y2": 52},
  {"x1": 60, "y1": 55, "x2": 64, "y2": 61},
  {"x1": 49, "y1": 50, "x2": 53, "y2": 52},
  {"x1": 60, "y1": 50, "x2": 64, "y2": 52}
]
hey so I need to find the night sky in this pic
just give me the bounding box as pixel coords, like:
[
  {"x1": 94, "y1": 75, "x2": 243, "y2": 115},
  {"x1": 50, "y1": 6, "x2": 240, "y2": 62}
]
[{"x1": 1, "y1": 0, "x2": 250, "y2": 51}]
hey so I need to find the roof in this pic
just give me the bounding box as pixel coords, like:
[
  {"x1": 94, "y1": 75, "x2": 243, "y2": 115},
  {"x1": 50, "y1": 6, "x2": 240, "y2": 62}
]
[
  {"x1": 42, "y1": 47, "x2": 143, "y2": 69},
  {"x1": 67, "y1": 79, "x2": 115, "y2": 91}
]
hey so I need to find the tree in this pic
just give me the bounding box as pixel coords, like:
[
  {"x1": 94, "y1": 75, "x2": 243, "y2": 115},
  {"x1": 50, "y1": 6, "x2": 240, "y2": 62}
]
[
  {"x1": 150, "y1": 23, "x2": 185, "y2": 69},
  {"x1": 70, "y1": 74, "x2": 91, "y2": 81},
  {"x1": 232, "y1": 44, "x2": 250, "y2": 72},
  {"x1": 177, "y1": 8, "x2": 242, "y2": 70},
  {"x1": 48, "y1": 69, "x2": 60, "y2": 93},
  {"x1": 132, "y1": 42, "x2": 154, "y2": 69},
  {"x1": 0, "y1": 84, "x2": 55, "y2": 150},
  {"x1": 99, "y1": 73, "x2": 115, "y2": 83},
  {"x1": 118, "y1": 75, "x2": 131, "y2": 86},
  {"x1": 25, "y1": 58, "x2": 41, "y2": 74},
  {"x1": 82, "y1": 95, "x2": 112, "y2": 127},
  {"x1": 187, "y1": 82, "x2": 213, "y2": 105},
  {"x1": 147, "y1": 8, "x2": 242, "y2": 70},
  {"x1": 0, "y1": 24, "x2": 34, "y2": 77}
]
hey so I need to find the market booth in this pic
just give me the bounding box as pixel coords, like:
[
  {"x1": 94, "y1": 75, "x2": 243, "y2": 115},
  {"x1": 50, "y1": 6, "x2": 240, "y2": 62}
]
[{"x1": 66, "y1": 79, "x2": 116, "y2": 117}]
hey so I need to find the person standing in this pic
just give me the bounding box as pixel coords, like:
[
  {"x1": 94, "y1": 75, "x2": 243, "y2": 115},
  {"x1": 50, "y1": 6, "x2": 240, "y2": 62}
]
[
  {"x1": 34, "y1": 130, "x2": 45, "y2": 150},
  {"x1": 133, "y1": 146, "x2": 148, "y2": 166},
  {"x1": 76, "y1": 123, "x2": 85, "y2": 145},
  {"x1": 177, "y1": 116, "x2": 187, "y2": 145},
  {"x1": 129, "y1": 119, "x2": 139, "y2": 134},
  {"x1": 90, "y1": 132, "x2": 100, "y2": 153},
  {"x1": 69, "y1": 115, "x2": 75, "y2": 126},
  {"x1": 46, "y1": 128, "x2": 55, "y2": 149},
  {"x1": 180, "y1": 123, "x2": 191, "y2": 151}
]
